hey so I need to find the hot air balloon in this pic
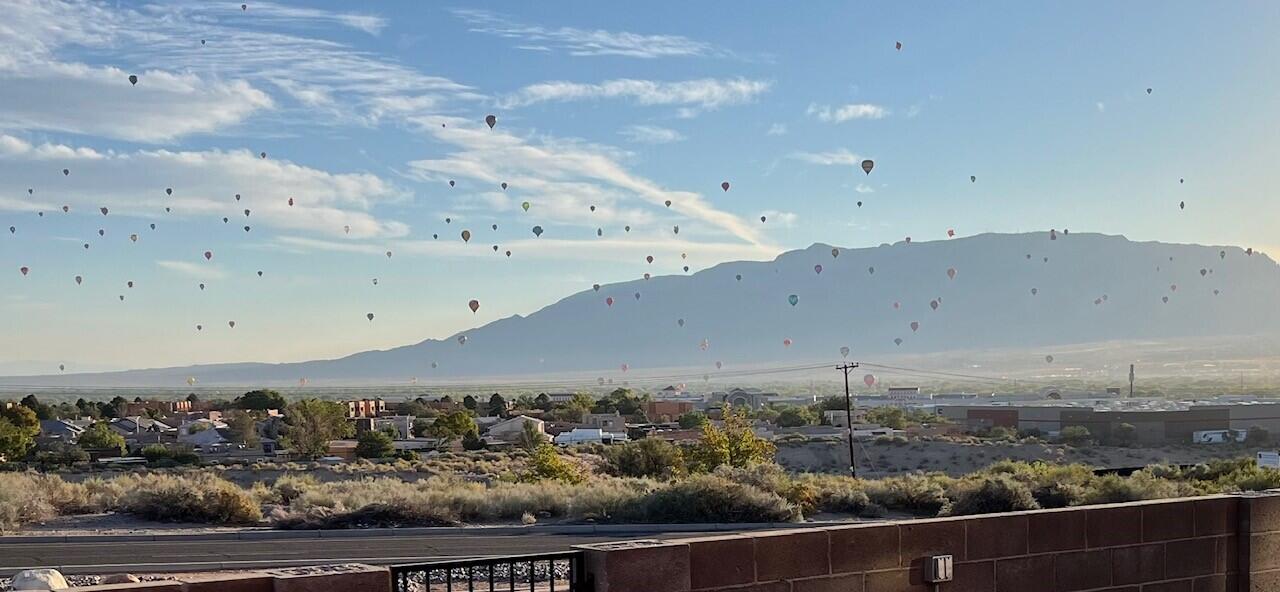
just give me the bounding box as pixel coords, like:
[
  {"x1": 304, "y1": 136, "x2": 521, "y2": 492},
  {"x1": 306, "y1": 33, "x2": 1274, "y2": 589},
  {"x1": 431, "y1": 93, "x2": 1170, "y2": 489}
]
[
  {"x1": 1146, "y1": 88, "x2": 1152, "y2": 94},
  {"x1": 129, "y1": 234, "x2": 138, "y2": 242},
  {"x1": 187, "y1": 376, "x2": 197, "y2": 386},
  {"x1": 1180, "y1": 201, "x2": 1185, "y2": 210},
  {"x1": 461, "y1": 230, "x2": 471, "y2": 242},
  {"x1": 63, "y1": 169, "x2": 69, "y2": 176},
  {"x1": 100, "y1": 207, "x2": 109, "y2": 216},
  {"x1": 831, "y1": 248, "x2": 840, "y2": 258},
  {"x1": 8, "y1": 226, "x2": 13, "y2": 234},
  {"x1": 597, "y1": 228, "x2": 603, "y2": 237},
  {"x1": 74, "y1": 275, "x2": 82, "y2": 285},
  {"x1": 894, "y1": 338, "x2": 903, "y2": 346},
  {"x1": 788, "y1": 294, "x2": 799, "y2": 306},
  {"x1": 521, "y1": 201, "x2": 531, "y2": 212},
  {"x1": 256, "y1": 270, "x2": 263, "y2": 277},
  {"x1": 1162, "y1": 296, "x2": 1169, "y2": 303},
  {"x1": 260, "y1": 151, "x2": 267, "y2": 159},
  {"x1": 1045, "y1": 355, "x2": 1054, "y2": 363},
  {"x1": 288, "y1": 197, "x2": 294, "y2": 206},
  {"x1": 646, "y1": 255, "x2": 654, "y2": 264},
  {"x1": 673, "y1": 225, "x2": 679, "y2": 235},
  {"x1": 492, "y1": 224, "x2": 499, "y2": 231},
  {"x1": 501, "y1": 182, "x2": 508, "y2": 191},
  {"x1": 664, "y1": 200, "x2": 672, "y2": 208},
  {"x1": 895, "y1": 41, "x2": 902, "y2": 50},
  {"x1": 868, "y1": 266, "x2": 875, "y2": 275},
  {"x1": 677, "y1": 318, "x2": 685, "y2": 327},
  {"x1": 385, "y1": 251, "x2": 393, "y2": 259},
  {"x1": 62, "y1": 205, "x2": 69, "y2": 213},
  {"x1": 19, "y1": 266, "x2": 29, "y2": 276},
  {"x1": 343, "y1": 225, "x2": 351, "y2": 235},
  {"x1": 783, "y1": 338, "x2": 792, "y2": 347},
  {"x1": 856, "y1": 201, "x2": 862, "y2": 207},
  {"x1": 634, "y1": 292, "x2": 641, "y2": 301},
  {"x1": 127, "y1": 281, "x2": 133, "y2": 288},
  {"x1": 199, "y1": 283, "x2": 205, "y2": 290},
  {"x1": 204, "y1": 251, "x2": 212, "y2": 261},
  {"x1": 721, "y1": 182, "x2": 730, "y2": 192},
  {"x1": 643, "y1": 273, "x2": 651, "y2": 280},
  {"x1": 59, "y1": 364, "x2": 65, "y2": 371},
  {"x1": 1200, "y1": 268, "x2": 1208, "y2": 277},
  {"x1": 228, "y1": 321, "x2": 236, "y2": 328},
  {"x1": 235, "y1": 193, "x2": 241, "y2": 201},
  {"x1": 449, "y1": 180, "x2": 455, "y2": 187},
  {"x1": 244, "y1": 226, "x2": 251, "y2": 232},
  {"x1": 593, "y1": 284, "x2": 600, "y2": 291},
  {"x1": 930, "y1": 300, "x2": 939, "y2": 311},
  {"x1": 366, "y1": 313, "x2": 375, "y2": 321},
  {"x1": 1031, "y1": 288, "x2": 1038, "y2": 296},
  {"x1": 457, "y1": 335, "x2": 468, "y2": 345},
  {"x1": 812, "y1": 264, "x2": 823, "y2": 275},
  {"x1": 620, "y1": 363, "x2": 629, "y2": 372},
  {"x1": 970, "y1": 176, "x2": 976, "y2": 183},
  {"x1": 468, "y1": 299, "x2": 480, "y2": 313},
  {"x1": 532, "y1": 226, "x2": 543, "y2": 237},
  {"x1": 1170, "y1": 284, "x2": 1177, "y2": 292},
  {"x1": 1220, "y1": 250, "x2": 1226, "y2": 259},
  {"x1": 947, "y1": 267, "x2": 957, "y2": 280},
  {"x1": 715, "y1": 361, "x2": 723, "y2": 369},
  {"x1": 840, "y1": 346, "x2": 850, "y2": 358},
  {"x1": 624, "y1": 226, "x2": 631, "y2": 232},
  {"x1": 606, "y1": 297, "x2": 614, "y2": 306},
  {"x1": 861, "y1": 160, "x2": 874, "y2": 175},
  {"x1": 947, "y1": 229, "x2": 955, "y2": 238},
  {"x1": 863, "y1": 374, "x2": 876, "y2": 387},
  {"x1": 128, "y1": 74, "x2": 139, "y2": 87},
  {"x1": 699, "y1": 339, "x2": 710, "y2": 351},
  {"x1": 97, "y1": 229, "x2": 104, "y2": 237},
  {"x1": 372, "y1": 278, "x2": 378, "y2": 285},
  {"x1": 910, "y1": 321, "x2": 920, "y2": 332},
  {"x1": 760, "y1": 216, "x2": 767, "y2": 223},
  {"x1": 485, "y1": 115, "x2": 496, "y2": 129},
  {"x1": 196, "y1": 324, "x2": 202, "y2": 331},
  {"x1": 735, "y1": 274, "x2": 742, "y2": 281}
]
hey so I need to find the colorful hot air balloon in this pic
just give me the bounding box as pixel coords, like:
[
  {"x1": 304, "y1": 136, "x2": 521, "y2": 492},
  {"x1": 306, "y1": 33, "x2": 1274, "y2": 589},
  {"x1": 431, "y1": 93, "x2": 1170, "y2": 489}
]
[
  {"x1": 485, "y1": 115, "x2": 496, "y2": 129},
  {"x1": 19, "y1": 266, "x2": 29, "y2": 276},
  {"x1": 721, "y1": 182, "x2": 730, "y2": 192},
  {"x1": 461, "y1": 230, "x2": 471, "y2": 242},
  {"x1": 449, "y1": 180, "x2": 455, "y2": 187},
  {"x1": 910, "y1": 321, "x2": 920, "y2": 332},
  {"x1": 864, "y1": 374, "x2": 876, "y2": 387},
  {"x1": 129, "y1": 234, "x2": 138, "y2": 242},
  {"x1": 1031, "y1": 288, "x2": 1038, "y2": 296},
  {"x1": 861, "y1": 159, "x2": 874, "y2": 175},
  {"x1": 469, "y1": 299, "x2": 480, "y2": 313},
  {"x1": 100, "y1": 207, "x2": 109, "y2": 216},
  {"x1": 715, "y1": 361, "x2": 723, "y2": 369},
  {"x1": 677, "y1": 318, "x2": 685, "y2": 327},
  {"x1": 521, "y1": 201, "x2": 531, "y2": 212},
  {"x1": 288, "y1": 197, "x2": 294, "y2": 206},
  {"x1": 532, "y1": 226, "x2": 543, "y2": 237},
  {"x1": 646, "y1": 255, "x2": 654, "y2": 264},
  {"x1": 895, "y1": 41, "x2": 902, "y2": 50},
  {"x1": 930, "y1": 300, "x2": 939, "y2": 311},
  {"x1": 831, "y1": 248, "x2": 840, "y2": 258},
  {"x1": 947, "y1": 268, "x2": 957, "y2": 280},
  {"x1": 606, "y1": 297, "x2": 614, "y2": 306},
  {"x1": 947, "y1": 229, "x2": 955, "y2": 238},
  {"x1": 128, "y1": 74, "x2": 138, "y2": 85},
  {"x1": 788, "y1": 294, "x2": 799, "y2": 306},
  {"x1": 74, "y1": 275, "x2": 82, "y2": 285},
  {"x1": 204, "y1": 251, "x2": 212, "y2": 260},
  {"x1": 894, "y1": 338, "x2": 903, "y2": 346},
  {"x1": 840, "y1": 346, "x2": 850, "y2": 358},
  {"x1": 501, "y1": 182, "x2": 508, "y2": 190},
  {"x1": 620, "y1": 363, "x2": 629, "y2": 372},
  {"x1": 813, "y1": 264, "x2": 823, "y2": 275}
]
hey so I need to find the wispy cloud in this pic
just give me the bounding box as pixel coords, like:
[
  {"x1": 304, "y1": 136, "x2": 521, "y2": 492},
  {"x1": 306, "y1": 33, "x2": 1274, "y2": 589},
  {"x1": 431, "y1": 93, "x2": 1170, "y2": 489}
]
[
  {"x1": 855, "y1": 183, "x2": 875, "y2": 194},
  {"x1": 1096, "y1": 101, "x2": 1106, "y2": 112},
  {"x1": 403, "y1": 116, "x2": 773, "y2": 250},
  {"x1": 806, "y1": 103, "x2": 888, "y2": 122},
  {"x1": 766, "y1": 123, "x2": 788, "y2": 136},
  {"x1": 498, "y1": 78, "x2": 771, "y2": 110},
  {"x1": 156, "y1": 260, "x2": 229, "y2": 280},
  {"x1": 760, "y1": 210, "x2": 798, "y2": 228},
  {"x1": 0, "y1": 134, "x2": 409, "y2": 239},
  {"x1": 451, "y1": 8, "x2": 724, "y2": 58},
  {"x1": 788, "y1": 149, "x2": 863, "y2": 166},
  {"x1": 619, "y1": 125, "x2": 685, "y2": 144}
]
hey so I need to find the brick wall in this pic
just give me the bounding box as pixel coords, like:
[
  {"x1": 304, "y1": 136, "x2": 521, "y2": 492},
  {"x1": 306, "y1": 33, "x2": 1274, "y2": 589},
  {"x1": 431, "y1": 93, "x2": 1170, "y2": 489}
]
[{"x1": 579, "y1": 493, "x2": 1280, "y2": 592}]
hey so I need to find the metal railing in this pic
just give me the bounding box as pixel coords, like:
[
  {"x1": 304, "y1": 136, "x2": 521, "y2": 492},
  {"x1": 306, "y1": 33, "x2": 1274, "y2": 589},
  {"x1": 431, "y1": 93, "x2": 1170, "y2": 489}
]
[{"x1": 390, "y1": 552, "x2": 589, "y2": 592}]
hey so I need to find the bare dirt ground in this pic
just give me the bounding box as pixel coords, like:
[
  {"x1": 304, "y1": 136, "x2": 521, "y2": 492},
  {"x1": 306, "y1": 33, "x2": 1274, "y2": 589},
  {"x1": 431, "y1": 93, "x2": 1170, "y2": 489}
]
[{"x1": 776, "y1": 438, "x2": 1269, "y2": 476}]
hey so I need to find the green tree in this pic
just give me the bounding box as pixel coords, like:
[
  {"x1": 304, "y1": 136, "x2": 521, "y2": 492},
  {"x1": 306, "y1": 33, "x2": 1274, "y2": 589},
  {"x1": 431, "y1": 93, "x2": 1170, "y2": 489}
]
[
  {"x1": 687, "y1": 406, "x2": 776, "y2": 472},
  {"x1": 355, "y1": 429, "x2": 395, "y2": 459},
  {"x1": 1, "y1": 405, "x2": 40, "y2": 439},
  {"x1": 234, "y1": 389, "x2": 287, "y2": 411},
  {"x1": 186, "y1": 393, "x2": 200, "y2": 403},
  {"x1": 0, "y1": 418, "x2": 35, "y2": 460},
  {"x1": 462, "y1": 431, "x2": 487, "y2": 451},
  {"x1": 593, "y1": 388, "x2": 647, "y2": 416},
  {"x1": 78, "y1": 422, "x2": 127, "y2": 456},
  {"x1": 487, "y1": 393, "x2": 508, "y2": 417},
  {"x1": 534, "y1": 393, "x2": 552, "y2": 411},
  {"x1": 525, "y1": 443, "x2": 584, "y2": 483},
  {"x1": 516, "y1": 419, "x2": 547, "y2": 452},
  {"x1": 1112, "y1": 423, "x2": 1138, "y2": 447},
  {"x1": 1059, "y1": 425, "x2": 1093, "y2": 446},
  {"x1": 411, "y1": 418, "x2": 433, "y2": 438},
  {"x1": 426, "y1": 411, "x2": 479, "y2": 445},
  {"x1": 678, "y1": 411, "x2": 709, "y2": 429},
  {"x1": 462, "y1": 395, "x2": 478, "y2": 411},
  {"x1": 281, "y1": 399, "x2": 354, "y2": 459},
  {"x1": 20, "y1": 394, "x2": 54, "y2": 420},
  {"x1": 224, "y1": 410, "x2": 261, "y2": 447},
  {"x1": 34, "y1": 442, "x2": 89, "y2": 467},
  {"x1": 865, "y1": 407, "x2": 909, "y2": 429},
  {"x1": 605, "y1": 438, "x2": 685, "y2": 478},
  {"x1": 775, "y1": 405, "x2": 817, "y2": 427}
]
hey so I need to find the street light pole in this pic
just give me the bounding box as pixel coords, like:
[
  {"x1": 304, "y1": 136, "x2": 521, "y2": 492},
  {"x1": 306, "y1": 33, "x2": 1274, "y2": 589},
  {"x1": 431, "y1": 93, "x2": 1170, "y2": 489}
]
[{"x1": 836, "y1": 362, "x2": 860, "y2": 478}]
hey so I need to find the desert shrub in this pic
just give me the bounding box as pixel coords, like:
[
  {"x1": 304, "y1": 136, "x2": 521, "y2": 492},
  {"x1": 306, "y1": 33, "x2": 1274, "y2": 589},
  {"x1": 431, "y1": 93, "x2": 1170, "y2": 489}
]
[
  {"x1": 1058, "y1": 426, "x2": 1092, "y2": 446},
  {"x1": 0, "y1": 473, "x2": 56, "y2": 532},
  {"x1": 946, "y1": 475, "x2": 1040, "y2": 516},
  {"x1": 619, "y1": 474, "x2": 799, "y2": 523},
  {"x1": 1080, "y1": 472, "x2": 1203, "y2": 505},
  {"x1": 524, "y1": 444, "x2": 584, "y2": 484},
  {"x1": 114, "y1": 473, "x2": 262, "y2": 524},
  {"x1": 865, "y1": 473, "x2": 952, "y2": 516},
  {"x1": 603, "y1": 439, "x2": 685, "y2": 479}
]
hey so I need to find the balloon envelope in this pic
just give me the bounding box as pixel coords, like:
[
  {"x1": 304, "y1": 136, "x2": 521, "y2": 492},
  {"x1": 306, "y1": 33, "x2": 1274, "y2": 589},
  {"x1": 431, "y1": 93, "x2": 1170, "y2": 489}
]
[{"x1": 861, "y1": 159, "x2": 874, "y2": 174}]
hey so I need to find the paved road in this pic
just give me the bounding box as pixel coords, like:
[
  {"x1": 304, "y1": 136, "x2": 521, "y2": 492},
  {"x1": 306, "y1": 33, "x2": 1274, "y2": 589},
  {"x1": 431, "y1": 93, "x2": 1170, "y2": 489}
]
[{"x1": 0, "y1": 531, "x2": 711, "y2": 576}]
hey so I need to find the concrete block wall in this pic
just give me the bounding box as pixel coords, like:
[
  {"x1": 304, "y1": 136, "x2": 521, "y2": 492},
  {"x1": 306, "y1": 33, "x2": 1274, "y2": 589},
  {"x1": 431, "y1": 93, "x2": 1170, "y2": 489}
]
[
  {"x1": 66, "y1": 564, "x2": 389, "y2": 592},
  {"x1": 579, "y1": 494, "x2": 1267, "y2": 592}
]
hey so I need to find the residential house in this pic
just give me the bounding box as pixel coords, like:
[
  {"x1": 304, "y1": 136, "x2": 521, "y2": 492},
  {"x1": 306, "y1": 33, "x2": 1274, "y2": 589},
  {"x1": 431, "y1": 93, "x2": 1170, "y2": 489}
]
[
  {"x1": 486, "y1": 415, "x2": 545, "y2": 444},
  {"x1": 553, "y1": 428, "x2": 628, "y2": 446},
  {"x1": 124, "y1": 399, "x2": 192, "y2": 417},
  {"x1": 584, "y1": 412, "x2": 625, "y2": 432},
  {"x1": 644, "y1": 400, "x2": 693, "y2": 422},
  {"x1": 344, "y1": 398, "x2": 386, "y2": 418},
  {"x1": 38, "y1": 419, "x2": 85, "y2": 443}
]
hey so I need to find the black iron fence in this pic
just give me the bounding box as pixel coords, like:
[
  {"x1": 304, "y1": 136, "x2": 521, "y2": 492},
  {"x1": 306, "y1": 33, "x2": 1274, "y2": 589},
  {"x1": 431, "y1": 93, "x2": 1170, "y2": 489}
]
[{"x1": 390, "y1": 552, "x2": 589, "y2": 592}]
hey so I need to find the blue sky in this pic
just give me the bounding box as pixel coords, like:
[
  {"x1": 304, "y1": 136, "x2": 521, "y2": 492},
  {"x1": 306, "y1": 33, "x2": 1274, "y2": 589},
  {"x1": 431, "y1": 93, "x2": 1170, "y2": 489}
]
[{"x1": 2, "y1": 1, "x2": 1278, "y2": 372}]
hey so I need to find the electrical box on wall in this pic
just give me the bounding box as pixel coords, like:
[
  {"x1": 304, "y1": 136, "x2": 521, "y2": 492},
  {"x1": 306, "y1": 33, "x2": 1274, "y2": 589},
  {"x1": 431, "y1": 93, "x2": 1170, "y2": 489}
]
[{"x1": 924, "y1": 555, "x2": 954, "y2": 583}]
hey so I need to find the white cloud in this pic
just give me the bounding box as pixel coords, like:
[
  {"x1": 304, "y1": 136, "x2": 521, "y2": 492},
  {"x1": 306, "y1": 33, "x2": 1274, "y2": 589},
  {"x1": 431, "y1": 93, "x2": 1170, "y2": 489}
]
[
  {"x1": 619, "y1": 125, "x2": 685, "y2": 144},
  {"x1": 806, "y1": 103, "x2": 888, "y2": 122},
  {"x1": 0, "y1": 63, "x2": 272, "y2": 143},
  {"x1": 766, "y1": 123, "x2": 788, "y2": 136},
  {"x1": 156, "y1": 260, "x2": 229, "y2": 280},
  {"x1": 0, "y1": 134, "x2": 409, "y2": 239},
  {"x1": 276, "y1": 235, "x2": 776, "y2": 265},
  {"x1": 789, "y1": 149, "x2": 863, "y2": 166},
  {"x1": 0, "y1": 1, "x2": 478, "y2": 138},
  {"x1": 498, "y1": 78, "x2": 770, "y2": 110},
  {"x1": 452, "y1": 9, "x2": 724, "y2": 58},
  {"x1": 1096, "y1": 101, "x2": 1106, "y2": 112},
  {"x1": 404, "y1": 117, "x2": 772, "y2": 250},
  {"x1": 855, "y1": 183, "x2": 875, "y2": 194}
]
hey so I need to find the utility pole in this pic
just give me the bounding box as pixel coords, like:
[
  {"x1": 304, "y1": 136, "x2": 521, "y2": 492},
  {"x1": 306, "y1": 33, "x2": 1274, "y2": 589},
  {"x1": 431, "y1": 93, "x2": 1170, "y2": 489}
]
[
  {"x1": 1128, "y1": 364, "x2": 1135, "y2": 398},
  {"x1": 836, "y1": 362, "x2": 860, "y2": 478}
]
